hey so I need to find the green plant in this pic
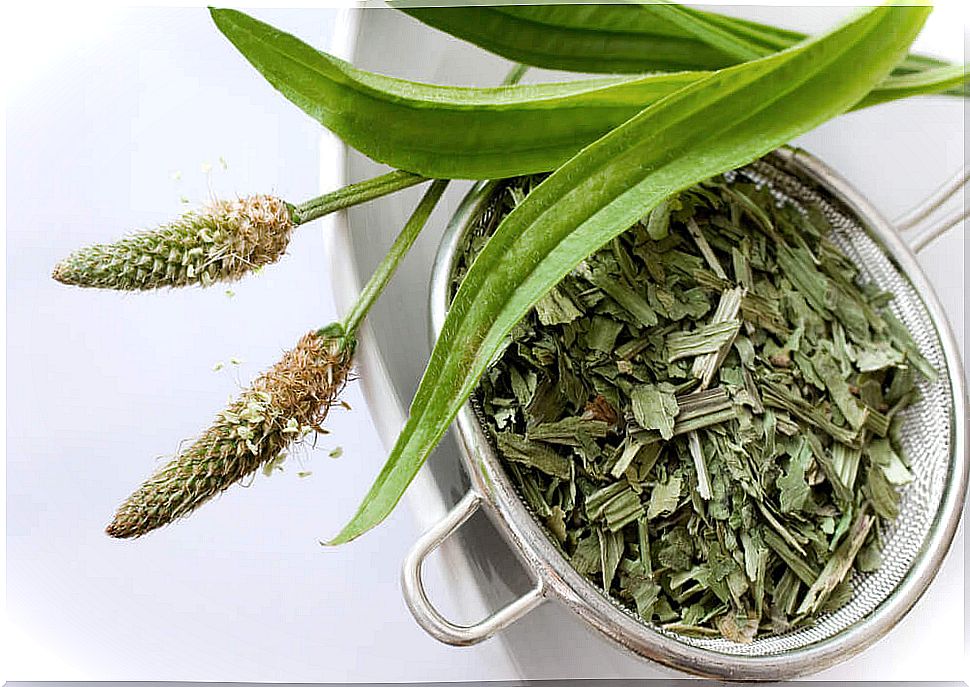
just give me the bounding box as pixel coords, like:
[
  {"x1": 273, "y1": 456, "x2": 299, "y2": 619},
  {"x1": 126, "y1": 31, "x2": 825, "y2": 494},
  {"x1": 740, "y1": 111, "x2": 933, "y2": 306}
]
[
  {"x1": 327, "y1": 4, "x2": 936, "y2": 543},
  {"x1": 395, "y1": 2, "x2": 959, "y2": 80},
  {"x1": 211, "y1": 8, "x2": 965, "y2": 180},
  {"x1": 53, "y1": 4, "x2": 963, "y2": 542},
  {"x1": 464, "y1": 174, "x2": 927, "y2": 637}
]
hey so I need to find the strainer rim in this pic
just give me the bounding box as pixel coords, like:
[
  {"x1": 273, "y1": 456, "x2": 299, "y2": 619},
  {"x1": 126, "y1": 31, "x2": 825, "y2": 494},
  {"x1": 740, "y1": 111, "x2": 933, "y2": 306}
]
[{"x1": 429, "y1": 146, "x2": 968, "y2": 680}]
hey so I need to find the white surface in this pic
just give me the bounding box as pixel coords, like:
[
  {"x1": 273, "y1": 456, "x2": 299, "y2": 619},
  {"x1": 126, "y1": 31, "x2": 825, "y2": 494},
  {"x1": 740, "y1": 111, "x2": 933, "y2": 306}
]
[
  {"x1": 4, "y1": 4, "x2": 968, "y2": 684},
  {"x1": 5, "y1": 7, "x2": 515, "y2": 682}
]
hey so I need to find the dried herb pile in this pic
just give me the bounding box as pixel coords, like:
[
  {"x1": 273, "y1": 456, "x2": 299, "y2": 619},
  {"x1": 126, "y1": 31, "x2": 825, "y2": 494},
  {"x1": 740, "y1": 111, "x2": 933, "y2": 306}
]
[{"x1": 463, "y1": 172, "x2": 934, "y2": 642}]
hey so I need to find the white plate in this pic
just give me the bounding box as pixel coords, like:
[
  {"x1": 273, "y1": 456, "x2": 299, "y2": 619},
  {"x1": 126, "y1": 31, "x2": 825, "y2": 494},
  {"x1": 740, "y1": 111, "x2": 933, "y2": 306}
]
[{"x1": 325, "y1": 6, "x2": 966, "y2": 680}]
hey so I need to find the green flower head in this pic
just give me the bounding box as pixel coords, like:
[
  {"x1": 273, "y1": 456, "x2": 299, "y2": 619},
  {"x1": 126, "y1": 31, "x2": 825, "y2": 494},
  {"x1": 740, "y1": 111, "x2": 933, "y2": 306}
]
[
  {"x1": 106, "y1": 327, "x2": 355, "y2": 538},
  {"x1": 53, "y1": 194, "x2": 294, "y2": 290}
]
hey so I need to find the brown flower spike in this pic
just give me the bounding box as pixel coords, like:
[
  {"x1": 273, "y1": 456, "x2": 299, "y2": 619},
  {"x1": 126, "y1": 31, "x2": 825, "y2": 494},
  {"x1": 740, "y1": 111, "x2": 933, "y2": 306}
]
[
  {"x1": 53, "y1": 194, "x2": 294, "y2": 290},
  {"x1": 106, "y1": 327, "x2": 354, "y2": 538}
]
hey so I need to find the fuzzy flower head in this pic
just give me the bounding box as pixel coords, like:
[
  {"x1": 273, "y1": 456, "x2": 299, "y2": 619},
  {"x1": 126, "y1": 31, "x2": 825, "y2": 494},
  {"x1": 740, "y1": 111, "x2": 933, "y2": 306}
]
[
  {"x1": 53, "y1": 194, "x2": 294, "y2": 290},
  {"x1": 106, "y1": 327, "x2": 354, "y2": 539}
]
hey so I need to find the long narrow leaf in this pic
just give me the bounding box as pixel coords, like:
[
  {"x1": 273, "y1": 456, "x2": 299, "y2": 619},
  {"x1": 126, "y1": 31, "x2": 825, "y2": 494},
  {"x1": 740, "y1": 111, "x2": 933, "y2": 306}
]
[
  {"x1": 855, "y1": 64, "x2": 969, "y2": 109},
  {"x1": 329, "y1": 5, "x2": 929, "y2": 544},
  {"x1": 211, "y1": 8, "x2": 963, "y2": 180},
  {"x1": 396, "y1": 3, "x2": 955, "y2": 84},
  {"x1": 211, "y1": 7, "x2": 697, "y2": 179},
  {"x1": 394, "y1": 3, "x2": 742, "y2": 73},
  {"x1": 621, "y1": 2, "x2": 770, "y2": 63}
]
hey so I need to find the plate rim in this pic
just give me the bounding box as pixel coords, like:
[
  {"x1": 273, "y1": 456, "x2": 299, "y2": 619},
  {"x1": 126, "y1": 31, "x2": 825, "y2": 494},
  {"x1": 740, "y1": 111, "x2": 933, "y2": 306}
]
[{"x1": 320, "y1": 4, "x2": 511, "y2": 662}]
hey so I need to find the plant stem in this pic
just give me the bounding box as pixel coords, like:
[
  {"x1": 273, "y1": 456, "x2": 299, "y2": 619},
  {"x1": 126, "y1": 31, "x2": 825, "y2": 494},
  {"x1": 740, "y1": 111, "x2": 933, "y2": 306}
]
[
  {"x1": 342, "y1": 179, "x2": 449, "y2": 336},
  {"x1": 292, "y1": 170, "x2": 429, "y2": 225},
  {"x1": 502, "y1": 63, "x2": 529, "y2": 86}
]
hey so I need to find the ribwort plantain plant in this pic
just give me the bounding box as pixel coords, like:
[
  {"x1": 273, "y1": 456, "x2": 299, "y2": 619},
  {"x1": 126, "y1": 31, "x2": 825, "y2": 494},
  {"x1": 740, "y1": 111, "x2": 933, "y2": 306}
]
[
  {"x1": 107, "y1": 325, "x2": 355, "y2": 538},
  {"x1": 54, "y1": 194, "x2": 295, "y2": 290},
  {"x1": 53, "y1": 4, "x2": 966, "y2": 545},
  {"x1": 86, "y1": 175, "x2": 445, "y2": 539},
  {"x1": 54, "y1": 171, "x2": 426, "y2": 291}
]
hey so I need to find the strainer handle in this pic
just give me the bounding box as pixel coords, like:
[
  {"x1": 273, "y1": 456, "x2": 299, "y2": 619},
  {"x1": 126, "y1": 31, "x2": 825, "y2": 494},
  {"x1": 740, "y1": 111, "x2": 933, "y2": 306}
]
[
  {"x1": 894, "y1": 164, "x2": 969, "y2": 253},
  {"x1": 905, "y1": 207, "x2": 969, "y2": 254},
  {"x1": 401, "y1": 489, "x2": 545, "y2": 646}
]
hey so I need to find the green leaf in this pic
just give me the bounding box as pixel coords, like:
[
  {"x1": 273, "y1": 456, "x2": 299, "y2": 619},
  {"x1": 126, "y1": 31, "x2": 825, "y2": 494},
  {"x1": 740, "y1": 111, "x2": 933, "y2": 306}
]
[
  {"x1": 636, "y1": 2, "x2": 769, "y2": 64},
  {"x1": 797, "y1": 509, "x2": 874, "y2": 615},
  {"x1": 396, "y1": 3, "x2": 961, "y2": 91},
  {"x1": 598, "y1": 527, "x2": 625, "y2": 591},
  {"x1": 625, "y1": 574, "x2": 661, "y2": 621},
  {"x1": 854, "y1": 340, "x2": 905, "y2": 373},
  {"x1": 570, "y1": 533, "x2": 601, "y2": 575},
  {"x1": 630, "y1": 384, "x2": 679, "y2": 441},
  {"x1": 211, "y1": 8, "x2": 961, "y2": 180},
  {"x1": 647, "y1": 474, "x2": 683, "y2": 520},
  {"x1": 666, "y1": 321, "x2": 741, "y2": 363},
  {"x1": 855, "y1": 64, "x2": 969, "y2": 108},
  {"x1": 776, "y1": 441, "x2": 811, "y2": 513},
  {"x1": 528, "y1": 416, "x2": 610, "y2": 446},
  {"x1": 395, "y1": 3, "x2": 743, "y2": 73},
  {"x1": 764, "y1": 528, "x2": 819, "y2": 586},
  {"x1": 210, "y1": 6, "x2": 696, "y2": 179},
  {"x1": 495, "y1": 431, "x2": 571, "y2": 480},
  {"x1": 328, "y1": 6, "x2": 929, "y2": 544},
  {"x1": 534, "y1": 285, "x2": 583, "y2": 326},
  {"x1": 868, "y1": 438, "x2": 914, "y2": 486},
  {"x1": 812, "y1": 351, "x2": 868, "y2": 431}
]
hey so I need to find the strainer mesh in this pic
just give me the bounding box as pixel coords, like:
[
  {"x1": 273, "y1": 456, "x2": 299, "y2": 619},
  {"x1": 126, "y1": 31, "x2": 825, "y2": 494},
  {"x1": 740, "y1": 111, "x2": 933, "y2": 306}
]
[
  {"x1": 646, "y1": 158, "x2": 954, "y2": 656},
  {"x1": 462, "y1": 156, "x2": 955, "y2": 658}
]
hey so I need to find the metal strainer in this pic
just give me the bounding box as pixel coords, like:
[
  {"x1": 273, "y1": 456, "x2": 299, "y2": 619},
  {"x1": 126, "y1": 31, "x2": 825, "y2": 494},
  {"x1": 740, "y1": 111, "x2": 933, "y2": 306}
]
[{"x1": 404, "y1": 147, "x2": 968, "y2": 680}]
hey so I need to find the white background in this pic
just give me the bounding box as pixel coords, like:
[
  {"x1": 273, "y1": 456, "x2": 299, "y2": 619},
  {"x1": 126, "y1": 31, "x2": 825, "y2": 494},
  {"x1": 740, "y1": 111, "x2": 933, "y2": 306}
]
[
  {"x1": 3, "y1": 2, "x2": 968, "y2": 683},
  {"x1": 5, "y1": 7, "x2": 489, "y2": 681}
]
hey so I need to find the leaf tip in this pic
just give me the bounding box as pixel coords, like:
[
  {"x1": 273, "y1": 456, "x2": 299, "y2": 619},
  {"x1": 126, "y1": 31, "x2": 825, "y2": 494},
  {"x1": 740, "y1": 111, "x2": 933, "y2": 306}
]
[
  {"x1": 208, "y1": 6, "x2": 234, "y2": 29},
  {"x1": 321, "y1": 529, "x2": 355, "y2": 547},
  {"x1": 322, "y1": 497, "x2": 396, "y2": 546}
]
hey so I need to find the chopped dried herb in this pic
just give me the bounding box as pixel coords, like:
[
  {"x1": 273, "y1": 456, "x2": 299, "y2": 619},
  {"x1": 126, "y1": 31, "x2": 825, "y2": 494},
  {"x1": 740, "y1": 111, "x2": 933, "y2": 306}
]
[{"x1": 462, "y1": 173, "x2": 930, "y2": 642}]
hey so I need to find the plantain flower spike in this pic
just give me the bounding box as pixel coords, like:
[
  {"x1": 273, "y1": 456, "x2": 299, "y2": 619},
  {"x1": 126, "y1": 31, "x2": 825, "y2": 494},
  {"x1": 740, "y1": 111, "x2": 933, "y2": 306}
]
[
  {"x1": 106, "y1": 325, "x2": 354, "y2": 538},
  {"x1": 53, "y1": 194, "x2": 294, "y2": 290}
]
